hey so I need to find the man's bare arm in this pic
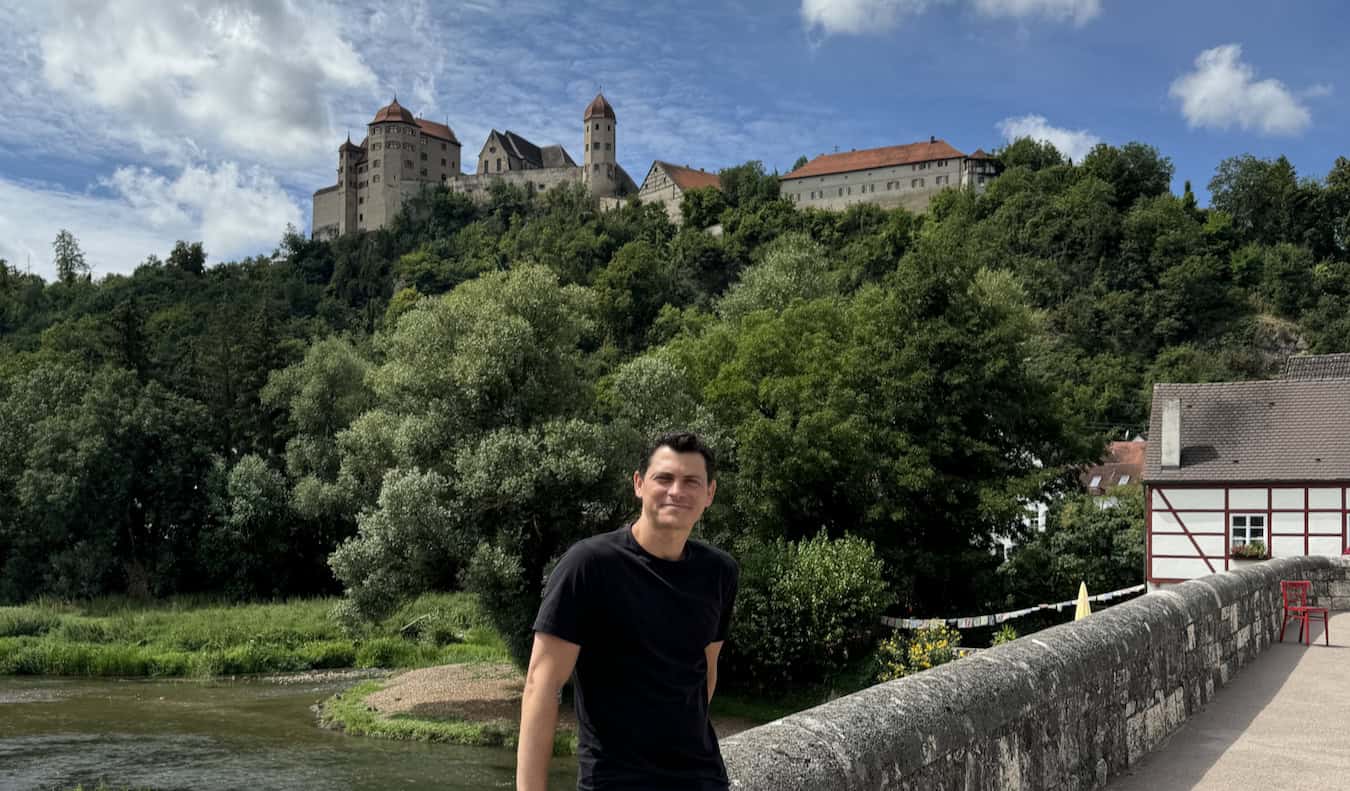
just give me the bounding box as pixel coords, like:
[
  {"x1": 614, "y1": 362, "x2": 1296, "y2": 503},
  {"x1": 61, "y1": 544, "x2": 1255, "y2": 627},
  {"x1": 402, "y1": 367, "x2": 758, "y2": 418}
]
[
  {"x1": 705, "y1": 641, "x2": 724, "y2": 705},
  {"x1": 517, "y1": 632, "x2": 580, "y2": 791}
]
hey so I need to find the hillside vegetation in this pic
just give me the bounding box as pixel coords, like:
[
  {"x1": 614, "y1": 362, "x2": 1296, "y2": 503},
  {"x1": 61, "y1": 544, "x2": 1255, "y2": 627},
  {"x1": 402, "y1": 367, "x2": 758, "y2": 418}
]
[{"x1": 2, "y1": 144, "x2": 1347, "y2": 687}]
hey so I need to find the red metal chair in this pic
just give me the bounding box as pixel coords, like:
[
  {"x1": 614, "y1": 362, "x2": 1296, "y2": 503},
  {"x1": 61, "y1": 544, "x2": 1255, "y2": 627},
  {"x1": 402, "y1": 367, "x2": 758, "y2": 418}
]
[{"x1": 1279, "y1": 580, "x2": 1330, "y2": 646}]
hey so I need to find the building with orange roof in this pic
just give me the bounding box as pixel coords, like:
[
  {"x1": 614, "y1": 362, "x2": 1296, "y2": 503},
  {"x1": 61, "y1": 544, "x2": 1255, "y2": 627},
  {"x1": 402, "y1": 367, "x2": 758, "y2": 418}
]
[
  {"x1": 313, "y1": 93, "x2": 637, "y2": 239},
  {"x1": 636, "y1": 161, "x2": 722, "y2": 224},
  {"x1": 779, "y1": 137, "x2": 1001, "y2": 213}
]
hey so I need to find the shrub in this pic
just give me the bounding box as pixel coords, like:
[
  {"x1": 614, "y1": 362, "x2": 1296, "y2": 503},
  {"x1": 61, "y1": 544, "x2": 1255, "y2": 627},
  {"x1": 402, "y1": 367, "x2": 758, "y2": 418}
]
[
  {"x1": 875, "y1": 620, "x2": 962, "y2": 682},
  {"x1": 462, "y1": 543, "x2": 537, "y2": 669},
  {"x1": 991, "y1": 623, "x2": 1019, "y2": 646},
  {"x1": 725, "y1": 531, "x2": 893, "y2": 691}
]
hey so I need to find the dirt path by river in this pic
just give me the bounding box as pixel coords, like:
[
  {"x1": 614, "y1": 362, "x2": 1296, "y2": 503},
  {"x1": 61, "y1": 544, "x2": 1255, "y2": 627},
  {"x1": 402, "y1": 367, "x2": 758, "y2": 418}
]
[{"x1": 364, "y1": 663, "x2": 759, "y2": 738}]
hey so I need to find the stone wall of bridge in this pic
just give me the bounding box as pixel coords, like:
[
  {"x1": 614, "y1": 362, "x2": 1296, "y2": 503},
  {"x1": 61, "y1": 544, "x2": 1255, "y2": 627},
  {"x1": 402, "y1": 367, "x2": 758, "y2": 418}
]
[{"x1": 722, "y1": 556, "x2": 1350, "y2": 791}]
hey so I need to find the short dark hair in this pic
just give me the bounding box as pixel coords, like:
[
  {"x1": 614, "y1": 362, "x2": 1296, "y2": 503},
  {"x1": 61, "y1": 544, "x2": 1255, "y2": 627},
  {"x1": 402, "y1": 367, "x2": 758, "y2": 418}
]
[{"x1": 638, "y1": 432, "x2": 716, "y2": 482}]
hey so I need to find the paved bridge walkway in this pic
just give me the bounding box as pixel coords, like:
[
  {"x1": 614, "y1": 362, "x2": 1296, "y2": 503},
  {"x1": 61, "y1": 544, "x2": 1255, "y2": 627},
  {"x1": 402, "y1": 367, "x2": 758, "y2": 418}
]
[{"x1": 1108, "y1": 611, "x2": 1350, "y2": 791}]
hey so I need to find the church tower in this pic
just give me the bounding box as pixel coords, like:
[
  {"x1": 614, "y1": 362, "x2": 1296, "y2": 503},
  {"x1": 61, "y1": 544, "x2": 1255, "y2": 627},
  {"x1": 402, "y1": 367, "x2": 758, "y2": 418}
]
[{"x1": 582, "y1": 93, "x2": 617, "y2": 197}]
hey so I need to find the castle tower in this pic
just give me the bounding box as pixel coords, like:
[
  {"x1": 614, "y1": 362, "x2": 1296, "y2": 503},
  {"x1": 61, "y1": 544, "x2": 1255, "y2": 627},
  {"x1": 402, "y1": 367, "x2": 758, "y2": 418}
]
[
  {"x1": 338, "y1": 135, "x2": 361, "y2": 234},
  {"x1": 365, "y1": 97, "x2": 419, "y2": 231},
  {"x1": 583, "y1": 93, "x2": 617, "y2": 197}
]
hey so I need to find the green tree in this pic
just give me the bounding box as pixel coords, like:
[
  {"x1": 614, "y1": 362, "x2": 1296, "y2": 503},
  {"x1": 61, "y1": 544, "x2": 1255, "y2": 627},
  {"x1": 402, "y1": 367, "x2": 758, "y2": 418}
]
[
  {"x1": 997, "y1": 137, "x2": 1066, "y2": 171},
  {"x1": 718, "y1": 161, "x2": 781, "y2": 209},
  {"x1": 52, "y1": 229, "x2": 90, "y2": 285},
  {"x1": 327, "y1": 266, "x2": 628, "y2": 665},
  {"x1": 791, "y1": 155, "x2": 809, "y2": 172},
  {"x1": 1000, "y1": 487, "x2": 1144, "y2": 605},
  {"x1": 679, "y1": 186, "x2": 728, "y2": 229},
  {"x1": 168, "y1": 241, "x2": 207, "y2": 275},
  {"x1": 1209, "y1": 154, "x2": 1299, "y2": 246},
  {"x1": 1081, "y1": 142, "x2": 1175, "y2": 210},
  {"x1": 202, "y1": 454, "x2": 292, "y2": 597}
]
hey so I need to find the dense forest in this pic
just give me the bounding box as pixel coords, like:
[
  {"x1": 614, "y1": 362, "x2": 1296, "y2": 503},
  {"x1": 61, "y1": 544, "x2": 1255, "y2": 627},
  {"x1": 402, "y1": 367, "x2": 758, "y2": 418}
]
[{"x1": 2, "y1": 140, "x2": 1347, "y2": 675}]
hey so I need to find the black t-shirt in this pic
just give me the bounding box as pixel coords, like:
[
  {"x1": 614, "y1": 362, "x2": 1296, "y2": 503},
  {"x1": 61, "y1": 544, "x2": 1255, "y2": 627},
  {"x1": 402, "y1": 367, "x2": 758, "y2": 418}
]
[{"x1": 532, "y1": 524, "x2": 739, "y2": 791}]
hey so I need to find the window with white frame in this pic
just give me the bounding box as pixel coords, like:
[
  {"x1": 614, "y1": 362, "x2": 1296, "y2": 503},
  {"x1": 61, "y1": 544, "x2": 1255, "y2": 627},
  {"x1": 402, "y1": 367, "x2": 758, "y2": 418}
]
[{"x1": 1231, "y1": 514, "x2": 1266, "y2": 546}]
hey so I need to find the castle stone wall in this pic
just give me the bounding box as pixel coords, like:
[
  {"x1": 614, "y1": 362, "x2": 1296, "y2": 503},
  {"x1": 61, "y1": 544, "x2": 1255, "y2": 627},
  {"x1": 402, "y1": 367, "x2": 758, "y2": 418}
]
[
  {"x1": 449, "y1": 168, "x2": 584, "y2": 199},
  {"x1": 312, "y1": 187, "x2": 342, "y2": 240},
  {"x1": 722, "y1": 556, "x2": 1350, "y2": 791}
]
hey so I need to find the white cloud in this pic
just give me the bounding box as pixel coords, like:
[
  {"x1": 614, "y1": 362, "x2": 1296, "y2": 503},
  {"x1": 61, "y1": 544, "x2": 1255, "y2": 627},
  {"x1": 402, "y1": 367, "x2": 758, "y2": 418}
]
[
  {"x1": 1169, "y1": 44, "x2": 1311, "y2": 136},
  {"x1": 996, "y1": 114, "x2": 1101, "y2": 162},
  {"x1": 104, "y1": 163, "x2": 303, "y2": 259},
  {"x1": 972, "y1": 0, "x2": 1100, "y2": 25},
  {"x1": 800, "y1": 0, "x2": 1099, "y2": 36},
  {"x1": 801, "y1": 0, "x2": 936, "y2": 36},
  {"x1": 36, "y1": 0, "x2": 377, "y2": 169},
  {"x1": 0, "y1": 164, "x2": 302, "y2": 281}
]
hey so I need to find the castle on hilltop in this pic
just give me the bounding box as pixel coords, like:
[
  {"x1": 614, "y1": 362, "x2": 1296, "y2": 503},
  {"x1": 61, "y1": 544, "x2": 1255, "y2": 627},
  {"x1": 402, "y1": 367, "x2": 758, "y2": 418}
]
[{"x1": 312, "y1": 93, "x2": 638, "y2": 239}]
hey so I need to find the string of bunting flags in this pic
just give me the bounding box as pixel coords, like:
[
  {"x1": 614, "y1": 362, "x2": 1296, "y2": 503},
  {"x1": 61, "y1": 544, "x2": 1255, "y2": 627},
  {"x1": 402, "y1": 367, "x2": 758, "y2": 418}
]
[{"x1": 880, "y1": 583, "x2": 1148, "y2": 630}]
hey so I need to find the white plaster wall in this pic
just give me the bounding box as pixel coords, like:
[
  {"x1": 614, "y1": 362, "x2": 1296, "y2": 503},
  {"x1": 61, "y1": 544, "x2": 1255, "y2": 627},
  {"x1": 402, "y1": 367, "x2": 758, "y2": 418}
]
[
  {"x1": 1153, "y1": 489, "x2": 1224, "y2": 510},
  {"x1": 1152, "y1": 557, "x2": 1214, "y2": 578}
]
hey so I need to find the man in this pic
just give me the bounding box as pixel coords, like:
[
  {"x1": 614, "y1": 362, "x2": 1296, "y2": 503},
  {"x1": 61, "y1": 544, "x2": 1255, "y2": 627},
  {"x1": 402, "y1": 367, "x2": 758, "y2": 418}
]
[{"x1": 516, "y1": 432, "x2": 739, "y2": 791}]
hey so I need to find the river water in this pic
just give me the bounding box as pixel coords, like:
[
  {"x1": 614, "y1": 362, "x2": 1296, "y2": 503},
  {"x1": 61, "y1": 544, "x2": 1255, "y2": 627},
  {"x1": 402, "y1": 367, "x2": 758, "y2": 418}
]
[{"x1": 0, "y1": 676, "x2": 576, "y2": 790}]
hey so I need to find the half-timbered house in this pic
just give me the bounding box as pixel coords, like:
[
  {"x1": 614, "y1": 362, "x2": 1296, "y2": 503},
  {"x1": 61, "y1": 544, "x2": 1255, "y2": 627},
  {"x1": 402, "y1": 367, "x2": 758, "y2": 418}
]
[{"x1": 1143, "y1": 358, "x2": 1350, "y2": 589}]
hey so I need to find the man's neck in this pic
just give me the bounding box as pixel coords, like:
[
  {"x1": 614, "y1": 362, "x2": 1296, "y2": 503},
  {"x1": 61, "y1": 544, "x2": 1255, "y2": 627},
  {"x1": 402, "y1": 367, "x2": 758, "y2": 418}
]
[{"x1": 630, "y1": 518, "x2": 690, "y2": 561}]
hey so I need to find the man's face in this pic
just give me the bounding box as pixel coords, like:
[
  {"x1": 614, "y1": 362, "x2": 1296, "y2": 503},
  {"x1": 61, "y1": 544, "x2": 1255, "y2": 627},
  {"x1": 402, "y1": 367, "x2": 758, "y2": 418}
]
[{"x1": 633, "y1": 446, "x2": 717, "y2": 532}]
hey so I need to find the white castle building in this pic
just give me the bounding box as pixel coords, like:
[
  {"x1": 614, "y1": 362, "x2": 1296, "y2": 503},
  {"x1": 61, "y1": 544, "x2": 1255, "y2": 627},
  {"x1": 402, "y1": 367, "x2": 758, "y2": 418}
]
[{"x1": 312, "y1": 93, "x2": 637, "y2": 239}]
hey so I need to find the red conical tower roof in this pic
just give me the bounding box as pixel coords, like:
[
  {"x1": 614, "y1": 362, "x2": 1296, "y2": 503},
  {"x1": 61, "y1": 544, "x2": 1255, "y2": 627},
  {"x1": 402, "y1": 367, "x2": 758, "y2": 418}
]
[{"x1": 584, "y1": 93, "x2": 615, "y2": 121}]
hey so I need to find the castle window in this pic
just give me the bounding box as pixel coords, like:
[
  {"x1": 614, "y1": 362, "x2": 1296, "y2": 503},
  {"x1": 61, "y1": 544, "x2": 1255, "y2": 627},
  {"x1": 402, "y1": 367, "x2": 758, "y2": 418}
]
[
  {"x1": 605, "y1": 143, "x2": 610, "y2": 151},
  {"x1": 421, "y1": 168, "x2": 427, "y2": 177},
  {"x1": 441, "y1": 158, "x2": 446, "y2": 166},
  {"x1": 837, "y1": 187, "x2": 842, "y2": 196},
  {"x1": 373, "y1": 174, "x2": 380, "y2": 182},
  {"x1": 405, "y1": 160, "x2": 413, "y2": 169},
  {"x1": 359, "y1": 213, "x2": 363, "y2": 221},
  {"x1": 372, "y1": 160, "x2": 379, "y2": 168},
  {"x1": 592, "y1": 142, "x2": 599, "y2": 151},
  {"x1": 594, "y1": 123, "x2": 599, "y2": 130},
  {"x1": 420, "y1": 152, "x2": 427, "y2": 160},
  {"x1": 358, "y1": 196, "x2": 364, "y2": 204},
  {"x1": 496, "y1": 158, "x2": 502, "y2": 172},
  {"x1": 441, "y1": 143, "x2": 447, "y2": 150}
]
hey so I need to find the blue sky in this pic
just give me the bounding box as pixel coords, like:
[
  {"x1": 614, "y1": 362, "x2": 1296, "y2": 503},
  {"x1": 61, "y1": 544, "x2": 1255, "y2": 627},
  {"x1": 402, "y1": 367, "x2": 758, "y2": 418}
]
[{"x1": 0, "y1": 0, "x2": 1345, "y2": 281}]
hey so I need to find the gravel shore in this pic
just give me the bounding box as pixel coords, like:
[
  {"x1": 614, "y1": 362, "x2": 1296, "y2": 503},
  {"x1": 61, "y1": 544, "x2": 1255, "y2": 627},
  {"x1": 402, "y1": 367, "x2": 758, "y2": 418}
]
[{"x1": 363, "y1": 663, "x2": 758, "y2": 737}]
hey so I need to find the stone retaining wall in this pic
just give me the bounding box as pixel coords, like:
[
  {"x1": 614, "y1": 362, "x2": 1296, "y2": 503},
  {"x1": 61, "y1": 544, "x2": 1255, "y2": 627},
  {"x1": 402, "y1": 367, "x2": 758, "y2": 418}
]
[{"x1": 722, "y1": 556, "x2": 1350, "y2": 791}]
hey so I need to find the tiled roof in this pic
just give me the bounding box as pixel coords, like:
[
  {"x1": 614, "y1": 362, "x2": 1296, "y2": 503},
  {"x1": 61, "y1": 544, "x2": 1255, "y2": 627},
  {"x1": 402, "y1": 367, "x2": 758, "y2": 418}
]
[
  {"x1": 584, "y1": 92, "x2": 616, "y2": 120},
  {"x1": 1282, "y1": 353, "x2": 1350, "y2": 380},
  {"x1": 416, "y1": 118, "x2": 459, "y2": 144},
  {"x1": 1082, "y1": 440, "x2": 1147, "y2": 493},
  {"x1": 657, "y1": 161, "x2": 721, "y2": 191},
  {"x1": 539, "y1": 144, "x2": 575, "y2": 168},
  {"x1": 371, "y1": 98, "x2": 415, "y2": 125},
  {"x1": 782, "y1": 139, "x2": 968, "y2": 181},
  {"x1": 968, "y1": 148, "x2": 993, "y2": 160},
  {"x1": 1144, "y1": 380, "x2": 1350, "y2": 483},
  {"x1": 495, "y1": 130, "x2": 544, "y2": 168}
]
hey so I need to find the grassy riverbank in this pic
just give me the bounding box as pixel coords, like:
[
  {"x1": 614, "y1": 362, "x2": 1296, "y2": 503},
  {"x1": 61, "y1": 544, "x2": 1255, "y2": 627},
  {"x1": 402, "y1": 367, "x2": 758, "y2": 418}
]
[
  {"x1": 0, "y1": 593, "x2": 506, "y2": 677},
  {"x1": 317, "y1": 678, "x2": 579, "y2": 756}
]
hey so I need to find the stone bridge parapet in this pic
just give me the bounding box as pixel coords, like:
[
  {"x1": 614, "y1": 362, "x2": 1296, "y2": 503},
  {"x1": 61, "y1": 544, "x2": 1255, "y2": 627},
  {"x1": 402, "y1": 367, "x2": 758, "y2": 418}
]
[{"x1": 722, "y1": 556, "x2": 1350, "y2": 790}]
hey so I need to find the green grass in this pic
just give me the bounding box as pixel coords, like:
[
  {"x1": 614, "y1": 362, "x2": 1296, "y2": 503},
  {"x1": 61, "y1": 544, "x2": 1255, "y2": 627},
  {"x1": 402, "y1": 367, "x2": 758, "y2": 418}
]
[
  {"x1": 316, "y1": 679, "x2": 577, "y2": 756},
  {"x1": 0, "y1": 592, "x2": 509, "y2": 678}
]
